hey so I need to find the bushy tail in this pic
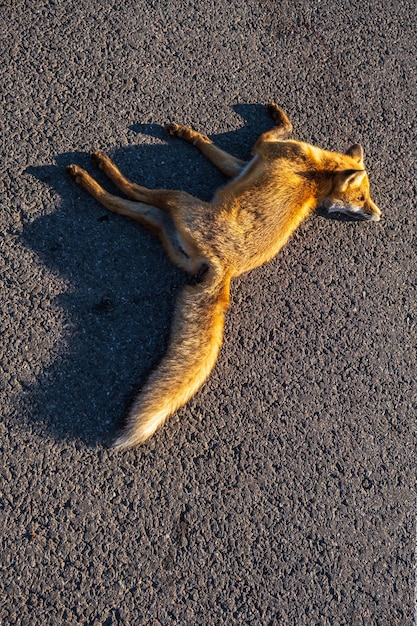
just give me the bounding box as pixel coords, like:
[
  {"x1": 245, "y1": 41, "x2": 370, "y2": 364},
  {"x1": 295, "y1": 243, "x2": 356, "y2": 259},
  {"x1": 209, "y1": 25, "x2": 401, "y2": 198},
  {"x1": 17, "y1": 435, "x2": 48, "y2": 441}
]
[{"x1": 113, "y1": 271, "x2": 231, "y2": 450}]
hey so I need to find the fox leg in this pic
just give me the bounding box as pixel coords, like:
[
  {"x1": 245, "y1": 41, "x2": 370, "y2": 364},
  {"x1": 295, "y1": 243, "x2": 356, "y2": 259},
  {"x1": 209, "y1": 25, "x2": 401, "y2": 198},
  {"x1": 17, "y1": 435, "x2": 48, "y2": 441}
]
[
  {"x1": 89, "y1": 150, "x2": 199, "y2": 214},
  {"x1": 88, "y1": 150, "x2": 151, "y2": 201},
  {"x1": 165, "y1": 122, "x2": 247, "y2": 178},
  {"x1": 266, "y1": 102, "x2": 293, "y2": 134},
  {"x1": 165, "y1": 103, "x2": 292, "y2": 175},
  {"x1": 66, "y1": 164, "x2": 204, "y2": 274},
  {"x1": 253, "y1": 103, "x2": 293, "y2": 149}
]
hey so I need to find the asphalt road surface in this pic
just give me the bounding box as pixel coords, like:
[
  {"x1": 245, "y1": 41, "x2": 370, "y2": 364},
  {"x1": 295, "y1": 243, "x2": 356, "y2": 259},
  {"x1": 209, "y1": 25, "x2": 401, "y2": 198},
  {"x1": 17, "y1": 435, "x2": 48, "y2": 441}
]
[{"x1": 1, "y1": 0, "x2": 415, "y2": 624}]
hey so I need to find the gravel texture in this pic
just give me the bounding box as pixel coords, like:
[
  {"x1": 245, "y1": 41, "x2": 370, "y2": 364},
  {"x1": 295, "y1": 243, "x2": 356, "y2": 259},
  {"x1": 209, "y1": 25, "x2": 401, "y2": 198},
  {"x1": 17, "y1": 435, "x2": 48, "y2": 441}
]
[{"x1": 1, "y1": 0, "x2": 415, "y2": 624}]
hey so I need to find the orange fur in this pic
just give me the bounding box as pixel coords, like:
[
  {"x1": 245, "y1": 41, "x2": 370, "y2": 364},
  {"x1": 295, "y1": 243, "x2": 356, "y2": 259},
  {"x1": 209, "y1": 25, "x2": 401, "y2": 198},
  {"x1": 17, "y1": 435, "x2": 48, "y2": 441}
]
[{"x1": 67, "y1": 103, "x2": 381, "y2": 449}]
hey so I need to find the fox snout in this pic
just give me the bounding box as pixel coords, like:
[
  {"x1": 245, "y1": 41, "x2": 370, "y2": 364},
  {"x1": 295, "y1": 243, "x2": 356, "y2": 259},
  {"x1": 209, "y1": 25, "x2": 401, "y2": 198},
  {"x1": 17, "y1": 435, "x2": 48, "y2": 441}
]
[
  {"x1": 356, "y1": 202, "x2": 381, "y2": 221},
  {"x1": 323, "y1": 198, "x2": 381, "y2": 222}
]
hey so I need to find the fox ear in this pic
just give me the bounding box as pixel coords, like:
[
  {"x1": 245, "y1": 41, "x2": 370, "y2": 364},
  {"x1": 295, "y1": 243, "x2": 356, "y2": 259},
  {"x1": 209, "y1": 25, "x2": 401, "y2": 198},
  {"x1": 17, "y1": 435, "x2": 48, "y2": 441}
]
[
  {"x1": 338, "y1": 169, "x2": 367, "y2": 191},
  {"x1": 345, "y1": 143, "x2": 364, "y2": 166}
]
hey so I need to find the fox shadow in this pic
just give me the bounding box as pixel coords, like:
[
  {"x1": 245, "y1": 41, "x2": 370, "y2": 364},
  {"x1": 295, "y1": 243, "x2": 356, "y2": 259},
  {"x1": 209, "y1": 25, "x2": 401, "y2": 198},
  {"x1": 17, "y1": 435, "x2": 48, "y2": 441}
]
[{"x1": 23, "y1": 104, "x2": 352, "y2": 448}]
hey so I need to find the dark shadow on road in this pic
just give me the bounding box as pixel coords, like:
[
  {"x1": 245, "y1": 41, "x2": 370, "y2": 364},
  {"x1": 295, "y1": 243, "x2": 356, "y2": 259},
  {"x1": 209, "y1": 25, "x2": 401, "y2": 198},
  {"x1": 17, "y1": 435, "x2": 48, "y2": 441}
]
[{"x1": 24, "y1": 142, "x2": 191, "y2": 448}]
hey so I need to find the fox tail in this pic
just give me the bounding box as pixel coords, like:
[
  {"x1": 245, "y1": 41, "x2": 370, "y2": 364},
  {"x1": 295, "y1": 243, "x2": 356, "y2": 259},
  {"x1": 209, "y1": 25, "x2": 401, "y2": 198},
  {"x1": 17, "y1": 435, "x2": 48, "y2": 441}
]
[{"x1": 112, "y1": 270, "x2": 231, "y2": 450}]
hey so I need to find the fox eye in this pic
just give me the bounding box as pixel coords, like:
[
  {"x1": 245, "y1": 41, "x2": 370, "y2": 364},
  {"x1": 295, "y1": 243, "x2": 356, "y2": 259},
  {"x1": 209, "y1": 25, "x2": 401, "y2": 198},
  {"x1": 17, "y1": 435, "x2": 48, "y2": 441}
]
[{"x1": 357, "y1": 195, "x2": 365, "y2": 202}]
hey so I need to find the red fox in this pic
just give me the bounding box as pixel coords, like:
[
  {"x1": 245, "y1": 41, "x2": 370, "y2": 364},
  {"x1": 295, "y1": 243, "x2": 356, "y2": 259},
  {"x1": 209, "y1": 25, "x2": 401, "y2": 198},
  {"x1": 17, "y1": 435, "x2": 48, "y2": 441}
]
[{"x1": 67, "y1": 103, "x2": 381, "y2": 450}]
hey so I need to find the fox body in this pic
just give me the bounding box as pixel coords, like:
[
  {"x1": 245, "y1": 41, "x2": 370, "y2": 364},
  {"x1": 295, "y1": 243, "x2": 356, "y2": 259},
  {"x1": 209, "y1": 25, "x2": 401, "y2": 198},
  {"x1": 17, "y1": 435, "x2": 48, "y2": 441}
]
[{"x1": 67, "y1": 104, "x2": 381, "y2": 449}]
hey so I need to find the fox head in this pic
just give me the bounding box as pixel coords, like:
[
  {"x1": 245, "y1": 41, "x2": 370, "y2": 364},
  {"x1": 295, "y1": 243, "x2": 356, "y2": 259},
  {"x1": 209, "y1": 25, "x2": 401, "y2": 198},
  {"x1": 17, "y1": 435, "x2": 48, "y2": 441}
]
[{"x1": 322, "y1": 144, "x2": 381, "y2": 222}]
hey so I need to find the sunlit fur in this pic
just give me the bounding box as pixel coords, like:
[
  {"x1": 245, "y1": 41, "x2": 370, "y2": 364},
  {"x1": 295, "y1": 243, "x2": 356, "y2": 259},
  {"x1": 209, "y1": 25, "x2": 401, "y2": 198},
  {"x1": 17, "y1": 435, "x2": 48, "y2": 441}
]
[{"x1": 67, "y1": 104, "x2": 381, "y2": 449}]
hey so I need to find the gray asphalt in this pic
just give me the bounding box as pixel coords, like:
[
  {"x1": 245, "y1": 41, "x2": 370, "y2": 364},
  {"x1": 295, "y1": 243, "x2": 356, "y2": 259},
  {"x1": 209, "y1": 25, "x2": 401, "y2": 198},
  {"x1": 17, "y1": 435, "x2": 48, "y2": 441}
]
[{"x1": 1, "y1": 0, "x2": 415, "y2": 624}]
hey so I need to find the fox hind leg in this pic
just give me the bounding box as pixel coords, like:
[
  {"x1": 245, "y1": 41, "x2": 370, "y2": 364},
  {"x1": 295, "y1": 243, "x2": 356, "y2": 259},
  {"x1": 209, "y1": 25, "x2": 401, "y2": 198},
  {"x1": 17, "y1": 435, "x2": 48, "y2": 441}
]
[
  {"x1": 66, "y1": 164, "x2": 204, "y2": 274},
  {"x1": 90, "y1": 150, "x2": 198, "y2": 214},
  {"x1": 90, "y1": 150, "x2": 148, "y2": 201}
]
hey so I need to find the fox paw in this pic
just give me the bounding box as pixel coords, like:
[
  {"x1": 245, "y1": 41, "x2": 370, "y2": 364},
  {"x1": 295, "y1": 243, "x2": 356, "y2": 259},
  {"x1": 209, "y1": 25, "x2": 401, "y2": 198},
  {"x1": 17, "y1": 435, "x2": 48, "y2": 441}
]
[
  {"x1": 165, "y1": 122, "x2": 210, "y2": 145},
  {"x1": 266, "y1": 102, "x2": 289, "y2": 125},
  {"x1": 91, "y1": 150, "x2": 109, "y2": 169},
  {"x1": 164, "y1": 121, "x2": 183, "y2": 136},
  {"x1": 66, "y1": 164, "x2": 83, "y2": 182},
  {"x1": 165, "y1": 122, "x2": 196, "y2": 140}
]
